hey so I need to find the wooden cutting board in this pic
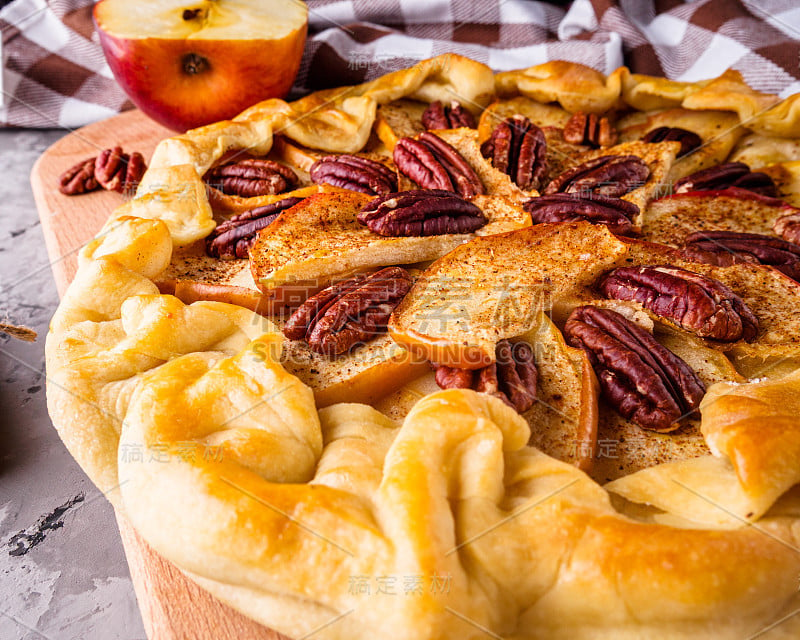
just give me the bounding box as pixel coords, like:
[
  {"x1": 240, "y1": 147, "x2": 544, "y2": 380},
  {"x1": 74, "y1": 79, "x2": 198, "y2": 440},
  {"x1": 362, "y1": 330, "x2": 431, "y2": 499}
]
[{"x1": 31, "y1": 109, "x2": 288, "y2": 640}]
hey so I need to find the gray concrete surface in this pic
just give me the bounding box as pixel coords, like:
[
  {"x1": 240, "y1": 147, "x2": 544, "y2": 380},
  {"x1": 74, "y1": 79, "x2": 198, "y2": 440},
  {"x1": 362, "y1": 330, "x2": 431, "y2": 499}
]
[{"x1": 0, "y1": 129, "x2": 146, "y2": 640}]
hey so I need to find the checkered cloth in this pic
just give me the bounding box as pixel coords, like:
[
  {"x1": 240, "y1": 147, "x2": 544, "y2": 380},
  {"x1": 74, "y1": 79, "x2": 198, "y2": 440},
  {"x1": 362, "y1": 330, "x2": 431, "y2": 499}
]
[{"x1": 2, "y1": 0, "x2": 799, "y2": 128}]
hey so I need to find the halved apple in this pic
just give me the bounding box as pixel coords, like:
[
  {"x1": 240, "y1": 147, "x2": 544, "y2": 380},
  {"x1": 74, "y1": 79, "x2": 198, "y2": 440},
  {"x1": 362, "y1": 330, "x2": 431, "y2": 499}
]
[{"x1": 94, "y1": 0, "x2": 308, "y2": 132}]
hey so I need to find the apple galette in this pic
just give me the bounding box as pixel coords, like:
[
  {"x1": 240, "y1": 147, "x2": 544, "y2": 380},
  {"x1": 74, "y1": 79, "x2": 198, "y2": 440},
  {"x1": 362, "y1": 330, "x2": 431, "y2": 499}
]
[{"x1": 47, "y1": 54, "x2": 800, "y2": 639}]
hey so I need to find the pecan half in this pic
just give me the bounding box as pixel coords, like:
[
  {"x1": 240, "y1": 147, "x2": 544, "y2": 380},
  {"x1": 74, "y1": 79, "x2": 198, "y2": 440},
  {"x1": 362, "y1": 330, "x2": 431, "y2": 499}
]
[
  {"x1": 480, "y1": 115, "x2": 547, "y2": 190},
  {"x1": 95, "y1": 146, "x2": 147, "y2": 194},
  {"x1": 523, "y1": 193, "x2": 639, "y2": 236},
  {"x1": 682, "y1": 231, "x2": 800, "y2": 282},
  {"x1": 641, "y1": 126, "x2": 702, "y2": 157},
  {"x1": 309, "y1": 155, "x2": 397, "y2": 196},
  {"x1": 393, "y1": 132, "x2": 484, "y2": 198},
  {"x1": 434, "y1": 339, "x2": 538, "y2": 413},
  {"x1": 205, "y1": 159, "x2": 297, "y2": 197},
  {"x1": 563, "y1": 111, "x2": 617, "y2": 148},
  {"x1": 434, "y1": 365, "x2": 474, "y2": 391},
  {"x1": 283, "y1": 267, "x2": 413, "y2": 355},
  {"x1": 59, "y1": 157, "x2": 99, "y2": 195},
  {"x1": 543, "y1": 155, "x2": 650, "y2": 198},
  {"x1": 598, "y1": 265, "x2": 758, "y2": 342},
  {"x1": 358, "y1": 189, "x2": 487, "y2": 236},
  {"x1": 775, "y1": 212, "x2": 800, "y2": 245},
  {"x1": 673, "y1": 162, "x2": 778, "y2": 197},
  {"x1": 564, "y1": 306, "x2": 705, "y2": 432},
  {"x1": 421, "y1": 100, "x2": 476, "y2": 130},
  {"x1": 206, "y1": 197, "x2": 303, "y2": 259}
]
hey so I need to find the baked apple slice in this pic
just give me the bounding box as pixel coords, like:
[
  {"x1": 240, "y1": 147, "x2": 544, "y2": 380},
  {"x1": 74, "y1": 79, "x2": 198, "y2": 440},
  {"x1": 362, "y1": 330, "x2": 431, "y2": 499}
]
[
  {"x1": 374, "y1": 99, "x2": 428, "y2": 148},
  {"x1": 725, "y1": 342, "x2": 800, "y2": 380},
  {"x1": 640, "y1": 188, "x2": 799, "y2": 247},
  {"x1": 763, "y1": 160, "x2": 800, "y2": 207},
  {"x1": 389, "y1": 222, "x2": 631, "y2": 368},
  {"x1": 730, "y1": 135, "x2": 800, "y2": 169},
  {"x1": 618, "y1": 108, "x2": 744, "y2": 180},
  {"x1": 282, "y1": 330, "x2": 428, "y2": 409},
  {"x1": 249, "y1": 190, "x2": 529, "y2": 298},
  {"x1": 517, "y1": 313, "x2": 598, "y2": 471}
]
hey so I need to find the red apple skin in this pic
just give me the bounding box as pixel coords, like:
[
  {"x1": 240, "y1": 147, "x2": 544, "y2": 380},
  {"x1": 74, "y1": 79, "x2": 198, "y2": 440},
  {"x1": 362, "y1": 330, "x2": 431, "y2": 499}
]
[{"x1": 94, "y1": 17, "x2": 306, "y2": 132}]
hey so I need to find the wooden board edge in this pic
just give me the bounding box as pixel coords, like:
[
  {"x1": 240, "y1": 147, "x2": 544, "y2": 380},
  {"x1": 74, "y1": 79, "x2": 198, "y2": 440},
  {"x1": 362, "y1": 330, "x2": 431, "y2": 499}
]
[
  {"x1": 31, "y1": 154, "x2": 71, "y2": 297},
  {"x1": 115, "y1": 510, "x2": 285, "y2": 639}
]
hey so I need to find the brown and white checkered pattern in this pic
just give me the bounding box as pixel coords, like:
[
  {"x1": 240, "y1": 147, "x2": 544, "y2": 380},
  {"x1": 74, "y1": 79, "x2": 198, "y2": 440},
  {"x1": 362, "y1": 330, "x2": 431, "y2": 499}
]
[{"x1": 2, "y1": 0, "x2": 799, "y2": 128}]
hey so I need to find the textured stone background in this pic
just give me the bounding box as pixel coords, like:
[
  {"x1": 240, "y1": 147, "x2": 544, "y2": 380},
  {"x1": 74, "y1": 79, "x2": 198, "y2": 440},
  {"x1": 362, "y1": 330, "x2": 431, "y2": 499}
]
[{"x1": 0, "y1": 130, "x2": 146, "y2": 640}]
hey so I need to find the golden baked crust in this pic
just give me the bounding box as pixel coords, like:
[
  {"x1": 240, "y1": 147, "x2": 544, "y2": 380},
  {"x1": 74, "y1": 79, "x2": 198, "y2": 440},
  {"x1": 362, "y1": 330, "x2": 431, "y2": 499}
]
[{"x1": 46, "y1": 55, "x2": 800, "y2": 638}]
